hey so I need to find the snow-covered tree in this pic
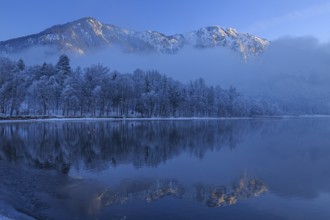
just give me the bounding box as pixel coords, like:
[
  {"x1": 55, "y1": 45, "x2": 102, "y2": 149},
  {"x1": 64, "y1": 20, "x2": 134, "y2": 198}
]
[{"x1": 0, "y1": 55, "x2": 280, "y2": 118}]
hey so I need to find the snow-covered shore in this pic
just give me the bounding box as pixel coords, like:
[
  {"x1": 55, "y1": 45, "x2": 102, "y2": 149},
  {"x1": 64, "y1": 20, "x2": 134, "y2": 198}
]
[
  {"x1": 1, "y1": 115, "x2": 330, "y2": 124},
  {"x1": 0, "y1": 116, "x2": 266, "y2": 123}
]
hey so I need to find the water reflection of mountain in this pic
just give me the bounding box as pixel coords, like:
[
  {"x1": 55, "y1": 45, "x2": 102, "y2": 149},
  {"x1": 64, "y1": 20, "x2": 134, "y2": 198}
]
[
  {"x1": 0, "y1": 120, "x2": 262, "y2": 172},
  {"x1": 0, "y1": 158, "x2": 267, "y2": 220},
  {"x1": 93, "y1": 176, "x2": 267, "y2": 210}
]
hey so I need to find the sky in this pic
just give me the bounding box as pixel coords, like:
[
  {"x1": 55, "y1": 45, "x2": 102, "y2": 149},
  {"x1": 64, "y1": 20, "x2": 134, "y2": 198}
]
[{"x1": 0, "y1": 0, "x2": 330, "y2": 42}]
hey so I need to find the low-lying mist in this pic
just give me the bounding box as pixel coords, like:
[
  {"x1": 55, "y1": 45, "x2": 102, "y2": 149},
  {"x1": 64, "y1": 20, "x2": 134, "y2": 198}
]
[{"x1": 8, "y1": 36, "x2": 330, "y2": 114}]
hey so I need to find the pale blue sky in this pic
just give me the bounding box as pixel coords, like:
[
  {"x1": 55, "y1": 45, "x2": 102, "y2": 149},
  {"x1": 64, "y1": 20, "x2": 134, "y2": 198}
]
[{"x1": 1, "y1": 0, "x2": 329, "y2": 42}]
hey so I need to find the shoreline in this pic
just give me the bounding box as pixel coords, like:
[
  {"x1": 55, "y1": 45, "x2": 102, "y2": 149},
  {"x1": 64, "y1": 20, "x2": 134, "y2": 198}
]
[{"x1": 0, "y1": 115, "x2": 330, "y2": 123}]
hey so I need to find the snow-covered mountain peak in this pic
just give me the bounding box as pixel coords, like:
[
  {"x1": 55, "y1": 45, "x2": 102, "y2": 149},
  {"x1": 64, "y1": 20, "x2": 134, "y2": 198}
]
[{"x1": 0, "y1": 17, "x2": 270, "y2": 58}]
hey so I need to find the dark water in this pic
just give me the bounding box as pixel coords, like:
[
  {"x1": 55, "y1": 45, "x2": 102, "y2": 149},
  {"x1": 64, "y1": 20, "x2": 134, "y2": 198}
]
[{"x1": 0, "y1": 118, "x2": 330, "y2": 220}]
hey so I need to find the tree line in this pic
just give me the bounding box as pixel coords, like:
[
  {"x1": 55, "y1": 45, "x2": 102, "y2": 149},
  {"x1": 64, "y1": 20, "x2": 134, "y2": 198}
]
[{"x1": 0, "y1": 55, "x2": 278, "y2": 117}]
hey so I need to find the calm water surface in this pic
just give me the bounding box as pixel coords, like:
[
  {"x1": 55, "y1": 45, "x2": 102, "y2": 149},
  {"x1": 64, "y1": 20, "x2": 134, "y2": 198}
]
[{"x1": 0, "y1": 118, "x2": 330, "y2": 220}]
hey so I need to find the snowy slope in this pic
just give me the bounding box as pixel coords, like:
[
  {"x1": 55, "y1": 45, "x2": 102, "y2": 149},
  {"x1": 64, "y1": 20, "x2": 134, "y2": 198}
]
[{"x1": 0, "y1": 17, "x2": 269, "y2": 58}]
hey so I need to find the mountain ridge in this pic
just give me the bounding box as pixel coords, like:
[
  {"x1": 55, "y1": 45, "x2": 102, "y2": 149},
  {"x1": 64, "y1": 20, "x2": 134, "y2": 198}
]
[{"x1": 0, "y1": 17, "x2": 270, "y2": 58}]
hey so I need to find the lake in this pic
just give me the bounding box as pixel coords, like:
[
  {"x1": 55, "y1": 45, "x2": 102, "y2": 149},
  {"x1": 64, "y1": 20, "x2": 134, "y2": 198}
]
[{"x1": 1, "y1": 118, "x2": 330, "y2": 220}]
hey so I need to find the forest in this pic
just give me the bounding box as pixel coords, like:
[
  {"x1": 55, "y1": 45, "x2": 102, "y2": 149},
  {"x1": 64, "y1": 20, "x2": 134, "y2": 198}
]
[{"x1": 0, "y1": 55, "x2": 278, "y2": 118}]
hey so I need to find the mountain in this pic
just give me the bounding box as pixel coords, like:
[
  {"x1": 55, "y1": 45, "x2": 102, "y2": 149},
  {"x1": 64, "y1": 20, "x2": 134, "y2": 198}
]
[{"x1": 0, "y1": 17, "x2": 269, "y2": 58}]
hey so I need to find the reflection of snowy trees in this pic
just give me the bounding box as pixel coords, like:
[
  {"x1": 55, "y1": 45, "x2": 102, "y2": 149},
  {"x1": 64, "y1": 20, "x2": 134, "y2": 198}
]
[
  {"x1": 0, "y1": 56, "x2": 278, "y2": 117},
  {"x1": 0, "y1": 120, "x2": 262, "y2": 172}
]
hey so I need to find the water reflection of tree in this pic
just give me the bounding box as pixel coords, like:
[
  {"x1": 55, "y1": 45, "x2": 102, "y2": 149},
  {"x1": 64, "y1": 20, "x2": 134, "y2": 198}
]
[{"x1": 0, "y1": 120, "x2": 263, "y2": 172}]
